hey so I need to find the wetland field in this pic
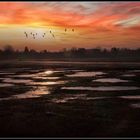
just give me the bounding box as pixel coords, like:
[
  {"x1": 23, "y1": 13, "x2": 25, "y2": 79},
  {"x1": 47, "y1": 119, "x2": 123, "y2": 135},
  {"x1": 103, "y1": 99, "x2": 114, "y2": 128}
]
[{"x1": 0, "y1": 60, "x2": 140, "y2": 137}]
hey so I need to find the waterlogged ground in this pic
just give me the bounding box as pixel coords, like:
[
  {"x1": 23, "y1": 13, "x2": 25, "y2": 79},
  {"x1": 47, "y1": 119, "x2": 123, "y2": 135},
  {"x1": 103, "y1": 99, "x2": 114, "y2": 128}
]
[{"x1": 0, "y1": 61, "x2": 140, "y2": 137}]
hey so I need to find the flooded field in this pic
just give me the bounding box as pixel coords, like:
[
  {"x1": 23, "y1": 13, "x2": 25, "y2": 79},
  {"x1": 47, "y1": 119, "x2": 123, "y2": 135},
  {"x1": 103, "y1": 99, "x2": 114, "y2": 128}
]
[{"x1": 0, "y1": 60, "x2": 140, "y2": 137}]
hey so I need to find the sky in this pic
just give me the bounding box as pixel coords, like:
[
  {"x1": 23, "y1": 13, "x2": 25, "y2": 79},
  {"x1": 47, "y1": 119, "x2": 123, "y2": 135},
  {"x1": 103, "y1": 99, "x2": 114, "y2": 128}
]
[{"x1": 0, "y1": 1, "x2": 140, "y2": 51}]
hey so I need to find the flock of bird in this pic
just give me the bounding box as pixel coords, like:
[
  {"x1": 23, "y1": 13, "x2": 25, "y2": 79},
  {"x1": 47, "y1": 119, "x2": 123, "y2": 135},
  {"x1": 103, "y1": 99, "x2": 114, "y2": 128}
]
[{"x1": 24, "y1": 28, "x2": 74, "y2": 39}]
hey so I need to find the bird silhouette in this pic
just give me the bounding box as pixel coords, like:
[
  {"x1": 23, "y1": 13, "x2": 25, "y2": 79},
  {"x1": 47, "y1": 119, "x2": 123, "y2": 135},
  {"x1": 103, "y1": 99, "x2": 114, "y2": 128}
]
[
  {"x1": 24, "y1": 32, "x2": 28, "y2": 38},
  {"x1": 65, "y1": 28, "x2": 67, "y2": 32},
  {"x1": 52, "y1": 34, "x2": 55, "y2": 38},
  {"x1": 72, "y1": 29, "x2": 74, "y2": 32},
  {"x1": 50, "y1": 31, "x2": 52, "y2": 34},
  {"x1": 31, "y1": 32, "x2": 32, "y2": 35},
  {"x1": 33, "y1": 34, "x2": 35, "y2": 39}
]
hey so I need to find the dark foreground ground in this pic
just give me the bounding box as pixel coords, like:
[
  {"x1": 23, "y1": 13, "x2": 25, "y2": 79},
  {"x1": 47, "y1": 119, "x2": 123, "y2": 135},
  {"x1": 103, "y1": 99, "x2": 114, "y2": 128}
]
[{"x1": 0, "y1": 60, "x2": 140, "y2": 138}]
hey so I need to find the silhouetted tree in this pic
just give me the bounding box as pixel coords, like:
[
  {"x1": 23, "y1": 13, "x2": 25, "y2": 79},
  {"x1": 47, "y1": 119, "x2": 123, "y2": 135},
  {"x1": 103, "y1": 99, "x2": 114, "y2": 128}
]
[
  {"x1": 3, "y1": 45, "x2": 14, "y2": 54},
  {"x1": 24, "y1": 46, "x2": 29, "y2": 54}
]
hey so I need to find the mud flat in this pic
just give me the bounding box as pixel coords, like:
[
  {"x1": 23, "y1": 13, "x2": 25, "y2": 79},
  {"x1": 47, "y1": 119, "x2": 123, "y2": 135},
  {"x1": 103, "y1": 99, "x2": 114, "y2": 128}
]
[{"x1": 0, "y1": 61, "x2": 140, "y2": 137}]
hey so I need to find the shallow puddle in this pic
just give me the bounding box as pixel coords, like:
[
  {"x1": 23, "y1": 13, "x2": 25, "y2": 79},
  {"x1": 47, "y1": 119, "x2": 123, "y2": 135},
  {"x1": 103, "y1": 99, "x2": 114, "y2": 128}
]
[
  {"x1": 3, "y1": 78, "x2": 33, "y2": 84},
  {"x1": 122, "y1": 74, "x2": 136, "y2": 77},
  {"x1": 62, "y1": 86, "x2": 139, "y2": 91},
  {"x1": 130, "y1": 104, "x2": 140, "y2": 108},
  {"x1": 0, "y1": 86, "x2": 50, "y2": 101},
  {"x1": 0, "y1": 72, "x2": 15, "y2": 75},
  {"x1": 130, "y1": 70, "x2": 140, "y2": 72},
  {"x1": 33, "y1": 76, "x2": 60, "y2": 80},
  {"x1": 28, "y1": 80, "x2": 66, "y2": 86},
  {"x1": 10, "y1": 74, "x2": 36, "y2": 78},
  {"x1": 13, "y1": 86, "x2": 50, "y2": 99},
  {"x1": 51, "y1": 94, "x2": 108, "y2": 103},
  {"x1": 93, "y1": 78, "x2": 129, "y2": 83},
  {"x1": 51, "y1": 94, "x2": 87, "y2": 103},
  {"x1": 9, "y1": 70, "x2": 62, "y2": 79},
  {"x1": 119, "y1": 95, "x2": 140, "y2": 99},
  {"x1": 66, "y1": 71, "x2": 105, "y2": 77},
  {"x1": 0, "y1": 83, "x2": 14, "y2": 87}
]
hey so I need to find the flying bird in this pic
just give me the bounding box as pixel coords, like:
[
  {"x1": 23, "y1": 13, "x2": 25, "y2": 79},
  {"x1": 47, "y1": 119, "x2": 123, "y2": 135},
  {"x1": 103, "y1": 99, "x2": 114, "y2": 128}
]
[
  {"x1": 65, "y1": 28, "x2": 67, "y2": 32},
  {"x1": 52, "y1": 34, "x2": 55, "y2": 38},
  {"x1": 72, "y1": 29, "x2": 74, "y2": 32},
  {"x1": 24, "y1": 32, "x2": 28, "y2": 38},
  {"x1": 50, "y1": 31, "x2": 52, "y2": 34},
  {"x1": 33, "y1": 34, "x2": 35, "y2": 39}
]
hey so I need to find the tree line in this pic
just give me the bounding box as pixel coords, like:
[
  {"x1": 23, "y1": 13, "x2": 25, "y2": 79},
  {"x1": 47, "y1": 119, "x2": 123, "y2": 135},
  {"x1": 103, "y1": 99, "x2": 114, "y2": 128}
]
[{"x1": 0, "y1": 45, "x2": 140, "y2": 61}]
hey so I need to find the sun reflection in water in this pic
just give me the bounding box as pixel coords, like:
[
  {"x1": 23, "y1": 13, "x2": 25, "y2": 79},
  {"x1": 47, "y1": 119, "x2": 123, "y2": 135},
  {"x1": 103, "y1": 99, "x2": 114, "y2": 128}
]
[{"x1": 44, "y1": 70, "x2": 53, "y2": 75}]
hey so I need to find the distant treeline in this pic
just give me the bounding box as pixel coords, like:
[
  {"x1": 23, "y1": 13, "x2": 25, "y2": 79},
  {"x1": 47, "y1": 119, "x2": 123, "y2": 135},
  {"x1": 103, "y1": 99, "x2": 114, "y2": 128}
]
[{"x1": 0, "y1": 45, "x2": 140, "y2": 61}]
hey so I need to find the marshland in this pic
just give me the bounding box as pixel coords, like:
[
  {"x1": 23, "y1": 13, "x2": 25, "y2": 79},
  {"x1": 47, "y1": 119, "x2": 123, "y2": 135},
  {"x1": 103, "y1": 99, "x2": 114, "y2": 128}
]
[{"x1": 0, "y1": 60, "x2": 140, "y2": 137}]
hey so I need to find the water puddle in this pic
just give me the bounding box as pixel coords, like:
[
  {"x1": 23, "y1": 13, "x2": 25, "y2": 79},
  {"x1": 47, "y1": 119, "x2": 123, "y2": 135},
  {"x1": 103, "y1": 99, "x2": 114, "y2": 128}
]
[
  {"x1": 69, "y1": 70, "x2": 84, "y2": 72},
  {"x1": 62, "y1": 86, "x2": 139, "y2": 91},
  {"x1": 3, "y1": 78, "x2": 33, "y2": 84},
  {"x1": 66, "y1": 71, "x2": 105, "y2": 77},
  {"x1": 28, "y1": 81, "x2": 66, "y2": 86},
  {"x1": 93, "y1": 78, "x2": 129, "y2": 83},
  {"x1": 9, "y1": 70, "x2": 61, "y2": 78},
  {"x1": 52, "y1": 94, "x2": 108, "y2": 103},
  {"x1": 0, "y1": 72, "x2": 15, "y2": 75},
  {"x1": 0, "y1": 78, "x2": 5, "y2": 80},
  {"x1": 0, "y1": 83, "x2": 14, "y2": 87},
  {"x1": 119, "y1": 95, "x2": 140, "y2": 100},
  {"x1": 33, "y1": 76, "x2": 60, "y2": 80},
  {"x1": 13, "y1": 87, "x2": 50, "y2": 99},
  {"x1": 0, "y1": 86, "x2": 50, "y2": 101},
  {"x1": 130, "y1": 70, "x2": 140, "y2": 72},
  {"x1": 10, "y1": 74, "x2": 36, "y2": 78},
  {"x1": 51, "y1": 94, "x2": 87, "y2": 103},
  {"x1": 122, "y1": 74, "x2": 136, "y2": 77},
  {"x1": 130, "y1": 104, "x2": 140, "y2": 108}
]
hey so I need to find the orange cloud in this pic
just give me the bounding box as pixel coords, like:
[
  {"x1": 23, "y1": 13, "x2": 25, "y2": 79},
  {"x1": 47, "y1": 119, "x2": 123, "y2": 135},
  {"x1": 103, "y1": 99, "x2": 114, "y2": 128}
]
[{"x1": 0, "y1": 2, "x2": 140, "y2": 50}]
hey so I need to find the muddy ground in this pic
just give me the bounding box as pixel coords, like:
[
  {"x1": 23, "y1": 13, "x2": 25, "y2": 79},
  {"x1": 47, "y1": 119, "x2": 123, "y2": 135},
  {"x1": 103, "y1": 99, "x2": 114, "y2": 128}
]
[{"x1": 0, "y1": 60, "x2": 140, "y2": 137}]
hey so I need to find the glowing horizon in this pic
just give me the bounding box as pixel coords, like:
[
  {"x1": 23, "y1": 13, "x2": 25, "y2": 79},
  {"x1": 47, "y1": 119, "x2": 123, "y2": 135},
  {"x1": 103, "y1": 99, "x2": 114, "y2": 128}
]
[{"x1": 0, "y1": 1, "x2": 140, "y2": 51}]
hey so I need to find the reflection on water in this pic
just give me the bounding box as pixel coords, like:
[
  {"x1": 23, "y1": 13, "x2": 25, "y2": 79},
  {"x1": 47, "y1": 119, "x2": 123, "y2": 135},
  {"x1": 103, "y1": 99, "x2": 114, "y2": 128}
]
[
  {"x1": 69, "y1": 70, "x2": 84, "y2": 72},
  {"x1": 122, "y1": 74, "x2": 136, "y2": 77},
  {"x1": 9, "y1": 70, "x2": 55, "y2": 78},
  {"x1": 130, "y1": 70, "x2": 140, "y2": 72},
  {"x1": 0, "y1": 83, "x2": 14, "y2": 87},
  {"x1": 13, "y1": 87, "x2": 50, "y2": 99},
  {"x1": 44, "y1": 70, "x2": 53, "y2": 75},
  {"x1": 66, "y1": 71, "x2": 105, "y2": 77},
  {"x1": 51, "y1": 94, "x2": 87, "y2": 103},
  {"x1": 0, "y1": 86, "x2": 50, "y2": 101},
  {"x1": 0, "y1": 72, "x2": 15, "y2": 75},
  {"x1": 119, "y1": 95, "x2": 140, "y2": 99},
  {"x1": 10, "y1": 74, "x2": 36, "y2": 78},
  {"x1": 51, "y1": 94, "x2": 108, "y2": 103},
  {"x1": 3, "y1": 78, "x2": 33, "y2": 84},
  {"x1": 28, "y1": 81, "x2": 66, "y2": 86},
  {"x1": 33, "y1": 76, "x2": 60, "y2": 80},
  {"x1": 0, "y1": 78, "x2": 5, "y2": 80},
  {"x1": 94, "y1": 78, "x2": 129, "y2": 83},
  {"x1": 131, "y1": 104, "x2": 140, "y2": 108},
  {"x1": 0, "y1": 68, "x2": 139, "y2": 102},
  {"x1": 62, "y1": 86, "x2": 139, "y2": 91}
]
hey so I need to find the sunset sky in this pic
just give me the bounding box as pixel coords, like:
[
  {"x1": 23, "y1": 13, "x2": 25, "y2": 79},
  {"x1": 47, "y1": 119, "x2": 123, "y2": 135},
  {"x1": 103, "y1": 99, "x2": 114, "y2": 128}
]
[{"x1": 0, "y1": 1, "x2": 140, "y2": 51}]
